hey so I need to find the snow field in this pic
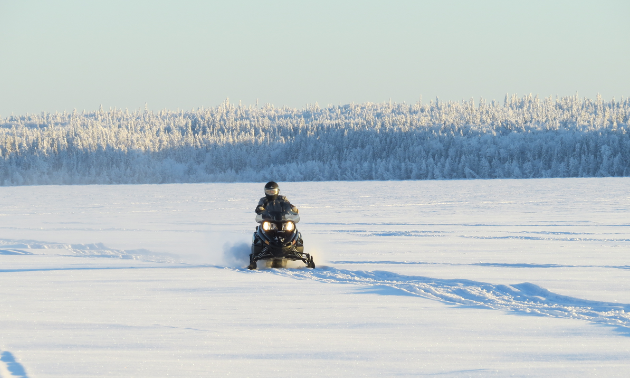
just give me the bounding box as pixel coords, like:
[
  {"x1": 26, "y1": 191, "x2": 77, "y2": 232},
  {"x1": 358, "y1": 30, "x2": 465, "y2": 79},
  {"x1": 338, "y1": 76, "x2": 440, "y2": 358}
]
[{"x1": 1, "y1": 178, "x2": 630, "y2": 376}]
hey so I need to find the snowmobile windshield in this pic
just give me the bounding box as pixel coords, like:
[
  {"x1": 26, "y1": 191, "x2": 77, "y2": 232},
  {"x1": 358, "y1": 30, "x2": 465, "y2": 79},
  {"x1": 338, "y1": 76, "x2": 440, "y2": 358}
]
[
  {"x1": 264, "y1": 188, "x2": 279, "y2": 196},
  {"x1": 256, "y1": 209, "x2": 300, "y2": 224}
]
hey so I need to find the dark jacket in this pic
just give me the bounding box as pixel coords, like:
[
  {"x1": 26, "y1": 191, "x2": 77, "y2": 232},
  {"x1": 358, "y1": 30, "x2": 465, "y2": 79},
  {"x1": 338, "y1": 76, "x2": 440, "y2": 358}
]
[{"x1": 255, "y1": 195, "x2": 297, "y2": 214}]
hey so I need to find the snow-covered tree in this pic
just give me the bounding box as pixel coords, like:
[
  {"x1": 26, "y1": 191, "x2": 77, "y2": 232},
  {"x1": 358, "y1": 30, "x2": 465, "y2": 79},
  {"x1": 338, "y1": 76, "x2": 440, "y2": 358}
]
[{"x1": 0, "y1": 95, "x2": 628, "y2": 185}]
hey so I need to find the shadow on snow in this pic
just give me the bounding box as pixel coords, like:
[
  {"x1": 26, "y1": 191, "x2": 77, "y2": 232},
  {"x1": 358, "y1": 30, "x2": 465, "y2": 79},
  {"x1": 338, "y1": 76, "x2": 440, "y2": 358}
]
[{"x1": 0, "y1": 351, "x2": 29, "y2": 378}]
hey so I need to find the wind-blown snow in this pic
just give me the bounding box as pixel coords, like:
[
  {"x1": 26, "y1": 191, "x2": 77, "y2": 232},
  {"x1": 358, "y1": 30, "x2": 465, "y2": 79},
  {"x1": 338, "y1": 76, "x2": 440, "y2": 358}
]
[
  {"x1": 1, "y1": 178, "x2": 629, "y2": 377},
  {"x1": 1, "y1": 94, "x2": 629, "y2": 185}
]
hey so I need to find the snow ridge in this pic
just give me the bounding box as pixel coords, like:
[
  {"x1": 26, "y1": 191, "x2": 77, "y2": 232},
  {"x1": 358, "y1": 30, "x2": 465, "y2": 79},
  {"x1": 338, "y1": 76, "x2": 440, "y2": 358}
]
[
  {"x1": 0, "y1": 239, "x2": 180, "y2": 263},
  {"x1": 257, "y1": 267, "x2": 630, "y2": 331}
]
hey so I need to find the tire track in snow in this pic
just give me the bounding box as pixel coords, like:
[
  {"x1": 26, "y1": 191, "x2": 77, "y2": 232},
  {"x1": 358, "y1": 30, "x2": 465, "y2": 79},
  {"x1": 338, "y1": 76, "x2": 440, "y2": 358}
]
[{"x1": 251, "y1": 267, "x2": 630, "y2": 331}]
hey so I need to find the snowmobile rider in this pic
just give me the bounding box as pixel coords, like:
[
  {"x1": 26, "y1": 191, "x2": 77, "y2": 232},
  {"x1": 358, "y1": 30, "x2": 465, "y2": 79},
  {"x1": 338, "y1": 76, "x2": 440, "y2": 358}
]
[{"x1": 255, "y1": 181, "x2": 299, "y2": 214}]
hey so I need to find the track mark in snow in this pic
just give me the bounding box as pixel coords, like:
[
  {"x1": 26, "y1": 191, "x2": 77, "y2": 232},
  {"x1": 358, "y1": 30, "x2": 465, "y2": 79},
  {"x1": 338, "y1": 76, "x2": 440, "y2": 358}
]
[
  {"x1": 0, "y1": 238, "x2": 180, "y2": 263},
  {"x1": 0, "y1": 351, "x2": 29, "y2": 378},
  {"x1": 0, "y1": 250, "x2": 32, "y2": 255},
  {"x1": 461, "y1": 235, "x2": 630, "y2": 242},
  {"x1": 250, "y1": 267, "x2": 630, "y2": 332},
  {"x1": 331, "y1": 230, "x2": 447, "y2": 237},
  {"x1": 327, "y1": 229, "x2": 630, "y2": 243},
  {"x1": 331, "y1": 260, "x2": 630, "y2": 270}
]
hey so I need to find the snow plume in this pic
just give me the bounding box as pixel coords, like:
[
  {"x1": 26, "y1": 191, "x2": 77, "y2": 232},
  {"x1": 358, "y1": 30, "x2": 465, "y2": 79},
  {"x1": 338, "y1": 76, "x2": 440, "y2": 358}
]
[
  {"x1": 222, "y1": 241, "x2": 251, "y2": 268},
  {"x1": 171, "y1": 230, "x2": 251, "y2": 267},
  {"x1": 1, "y1": 94, "x2": 629, "y2": 185}
]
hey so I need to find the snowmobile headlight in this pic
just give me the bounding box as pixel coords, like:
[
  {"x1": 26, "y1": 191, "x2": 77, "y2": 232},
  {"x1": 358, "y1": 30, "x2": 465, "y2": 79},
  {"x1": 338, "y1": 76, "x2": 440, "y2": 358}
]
[
  {"x1": 284, "y1": 221, "x2": 295, "y2": 231},
  {"x1": 262, "y1": 221, "x2": 277, "y2": 231}
]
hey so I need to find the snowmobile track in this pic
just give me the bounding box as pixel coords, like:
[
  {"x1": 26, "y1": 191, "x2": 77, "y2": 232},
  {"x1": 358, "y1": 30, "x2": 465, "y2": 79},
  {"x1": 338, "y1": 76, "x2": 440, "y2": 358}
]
[{"x1": 243, "y1": 266, "x2": 630, "y2": 332}]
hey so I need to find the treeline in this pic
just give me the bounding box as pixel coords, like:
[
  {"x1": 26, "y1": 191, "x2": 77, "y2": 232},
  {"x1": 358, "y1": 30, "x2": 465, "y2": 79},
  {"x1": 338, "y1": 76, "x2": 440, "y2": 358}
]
[{"x1": 0, "y1": 94, "x2": 628, "y2": 185}]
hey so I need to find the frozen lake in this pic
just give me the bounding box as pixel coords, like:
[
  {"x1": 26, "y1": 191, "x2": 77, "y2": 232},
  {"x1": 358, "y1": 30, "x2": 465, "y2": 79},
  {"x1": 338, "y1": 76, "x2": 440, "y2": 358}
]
[{"x1": 1, "y1": 178, "x2": 629, "y2": 377}]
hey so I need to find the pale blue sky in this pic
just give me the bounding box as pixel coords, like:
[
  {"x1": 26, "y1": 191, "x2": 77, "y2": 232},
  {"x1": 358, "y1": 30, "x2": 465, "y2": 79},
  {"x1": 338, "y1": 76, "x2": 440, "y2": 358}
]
[{"x1": 1, "y1": 0, "x2": 628, "y2": 115}]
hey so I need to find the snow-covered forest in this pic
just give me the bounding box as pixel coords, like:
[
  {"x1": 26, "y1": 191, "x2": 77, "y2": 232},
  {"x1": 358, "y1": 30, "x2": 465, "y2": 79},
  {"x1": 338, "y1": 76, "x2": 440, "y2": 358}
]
[{"x1": 0, "y1": 94, "x2": 628, "y2": 185}]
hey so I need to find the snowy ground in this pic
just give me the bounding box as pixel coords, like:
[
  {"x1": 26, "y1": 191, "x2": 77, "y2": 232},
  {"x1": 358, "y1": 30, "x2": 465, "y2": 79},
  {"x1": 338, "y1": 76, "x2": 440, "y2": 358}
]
[{"x1": 1, "y1": 178, "x2": 629, "y2": 377}]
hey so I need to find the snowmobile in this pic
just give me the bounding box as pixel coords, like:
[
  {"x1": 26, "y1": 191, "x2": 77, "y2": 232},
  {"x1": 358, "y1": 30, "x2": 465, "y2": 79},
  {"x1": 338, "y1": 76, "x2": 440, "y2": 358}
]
[{"x1": 248, "y1": 207, "x2": 315, "y2": 269}]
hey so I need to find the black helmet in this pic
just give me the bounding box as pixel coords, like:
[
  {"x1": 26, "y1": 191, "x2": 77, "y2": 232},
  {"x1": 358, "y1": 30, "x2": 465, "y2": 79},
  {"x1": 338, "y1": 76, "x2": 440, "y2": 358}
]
[{"x1": 264, "y1": 181, "x2": 279, "y2": 200}]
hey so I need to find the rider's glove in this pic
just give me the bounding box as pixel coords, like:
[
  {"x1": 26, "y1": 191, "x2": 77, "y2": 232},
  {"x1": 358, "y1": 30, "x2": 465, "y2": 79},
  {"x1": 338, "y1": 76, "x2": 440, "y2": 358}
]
[
  {"x1": 291, "y1": 206, "x2": 299, "y2": 214},
  {"x1": 256, "y1": 206, "x2": 265, "y2": 214}
]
